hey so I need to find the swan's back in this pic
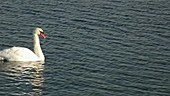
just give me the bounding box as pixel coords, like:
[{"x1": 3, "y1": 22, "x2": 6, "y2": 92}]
[{"x1": 0, "y1": 47, "x2": 39, "y2": 61}]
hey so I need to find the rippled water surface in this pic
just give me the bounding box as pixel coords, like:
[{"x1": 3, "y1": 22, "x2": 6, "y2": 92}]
[{"x1": 0, "y1": 0, "x2": 170, "y2": 96}]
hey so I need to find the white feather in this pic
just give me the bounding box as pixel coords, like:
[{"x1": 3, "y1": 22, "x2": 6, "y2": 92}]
[{"x1": 0, "y1": 28, "x2": 45, "y2": 61}]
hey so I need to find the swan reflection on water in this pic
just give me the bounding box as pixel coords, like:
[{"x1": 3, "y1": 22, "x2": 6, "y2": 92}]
[{"x1": 0, "y1": 61, "x2": 44, "y2": 96}]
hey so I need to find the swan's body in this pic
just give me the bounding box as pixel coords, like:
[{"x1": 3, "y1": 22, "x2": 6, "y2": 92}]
[{"x1": 0, "y1": 28, "x2": 46, "y2": 61}]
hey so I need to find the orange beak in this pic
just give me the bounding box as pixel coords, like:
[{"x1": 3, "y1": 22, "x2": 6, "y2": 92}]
[{"x1": 40, "y1": 33, "x2": 46, "y2": 38}]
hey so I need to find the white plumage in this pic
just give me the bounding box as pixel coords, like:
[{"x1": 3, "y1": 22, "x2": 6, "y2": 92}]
[
  {"x1": 0, "y1": 47, "x2": 39, "y2": 61},
  {"x1": 0, "y1": 28, "x2": 46, "y2": 61}
]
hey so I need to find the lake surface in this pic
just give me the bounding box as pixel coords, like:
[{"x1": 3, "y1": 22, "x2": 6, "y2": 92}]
[{"x1": 0, "y1": 0, "x2": 170, "y2": 96}]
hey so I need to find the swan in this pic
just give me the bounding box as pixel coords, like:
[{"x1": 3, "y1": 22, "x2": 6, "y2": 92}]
[{"x1": 0, "y1": 28, "x2": 46, "y2": 61}]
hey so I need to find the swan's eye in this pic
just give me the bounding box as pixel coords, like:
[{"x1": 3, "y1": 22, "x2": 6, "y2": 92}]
[{"x1": 40, "y1": 31, "x2": 44, "y2": 34}]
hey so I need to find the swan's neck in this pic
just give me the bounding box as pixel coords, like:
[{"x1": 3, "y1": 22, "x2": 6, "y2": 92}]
[{"x1": 34, "y1": 34, "x2": 44, "y2": 61}]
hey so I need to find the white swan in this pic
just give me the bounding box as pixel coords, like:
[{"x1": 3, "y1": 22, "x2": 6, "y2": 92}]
[{"x1": 0, "y1": 28, "x2": 46, "y2": 61}]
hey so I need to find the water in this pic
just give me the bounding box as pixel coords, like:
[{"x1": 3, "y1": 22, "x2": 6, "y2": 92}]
[{"x1": 0, "y1": 0, "x2": 170, "y2": 96}]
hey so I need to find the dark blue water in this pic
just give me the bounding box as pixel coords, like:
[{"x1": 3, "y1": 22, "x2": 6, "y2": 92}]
[{"x1": 0, "y1": 0, "x2": 170, "y2": 96}]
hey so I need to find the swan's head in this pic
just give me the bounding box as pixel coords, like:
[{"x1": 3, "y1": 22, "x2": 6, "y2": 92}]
[{"x1": 34, "y1": 27, "x2": 46, "y2": 38}]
